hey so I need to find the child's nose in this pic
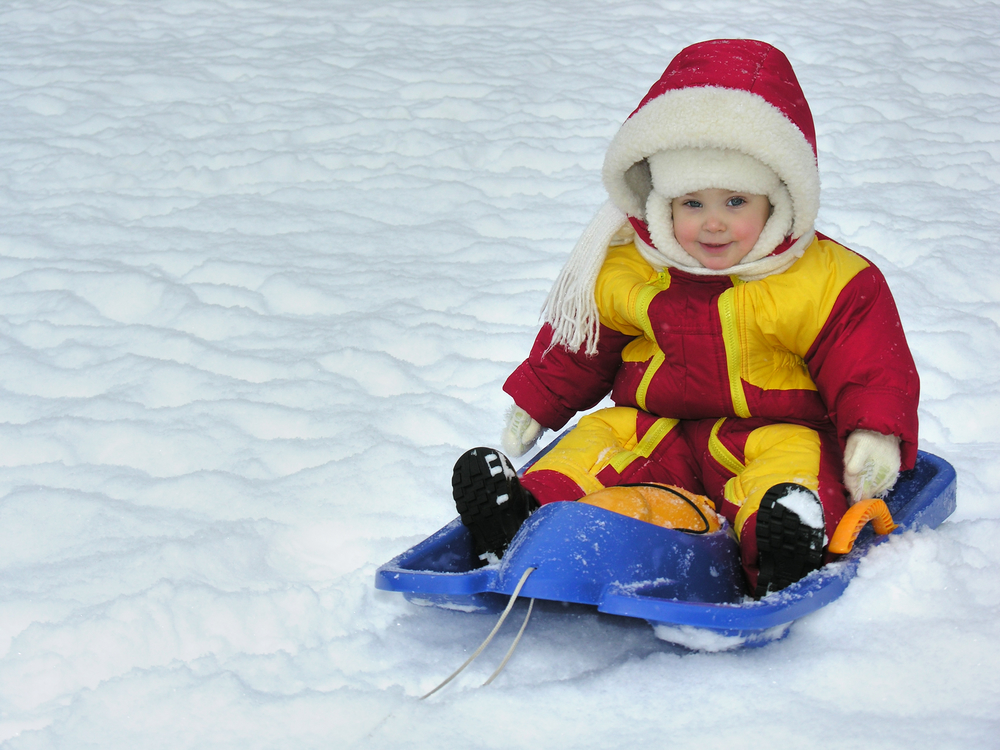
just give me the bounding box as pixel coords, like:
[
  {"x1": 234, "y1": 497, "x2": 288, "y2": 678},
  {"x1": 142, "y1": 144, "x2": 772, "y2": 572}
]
[{"x1": 704, "y1": 213, "x2": 725, "y2": 231}]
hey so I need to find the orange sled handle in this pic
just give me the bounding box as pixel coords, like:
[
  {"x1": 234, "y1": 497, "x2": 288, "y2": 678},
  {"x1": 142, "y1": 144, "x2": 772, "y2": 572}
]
[{"x1": 829, "y1": 498, "x2": 898, "y2": 555}]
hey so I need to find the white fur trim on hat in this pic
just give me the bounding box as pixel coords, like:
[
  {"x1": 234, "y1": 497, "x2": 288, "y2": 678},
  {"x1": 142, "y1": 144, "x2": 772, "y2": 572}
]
[
  {"x1": 642, "y1": 148, "x2": 794, "y2": 273},
  {"x1": 603, "y1": 86, "x2": 819, "y2": 241},
  {"x1": 647, "y1": 147, "x2": 781, "y2": 201}
]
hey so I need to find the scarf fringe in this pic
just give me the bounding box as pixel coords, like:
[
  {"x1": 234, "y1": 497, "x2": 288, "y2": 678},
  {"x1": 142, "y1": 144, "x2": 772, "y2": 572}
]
[{"x1": 541, "y1": 200, "x2": 628, "y2": 356}]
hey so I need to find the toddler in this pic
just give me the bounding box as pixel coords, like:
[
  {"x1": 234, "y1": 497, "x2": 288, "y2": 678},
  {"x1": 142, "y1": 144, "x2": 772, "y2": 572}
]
[{"x1": 452, "y1": 39, "x2": 918, "y2": 598}]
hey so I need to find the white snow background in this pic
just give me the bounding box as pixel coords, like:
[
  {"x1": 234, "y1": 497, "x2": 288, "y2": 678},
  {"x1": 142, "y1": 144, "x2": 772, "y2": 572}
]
[{"x1": 1, "y1": 0, "x2": 999, "y2": 747}]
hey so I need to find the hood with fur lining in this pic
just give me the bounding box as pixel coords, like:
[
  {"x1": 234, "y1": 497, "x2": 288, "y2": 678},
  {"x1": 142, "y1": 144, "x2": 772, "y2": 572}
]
[
  {"x1": 542, "y1": 40, "x2": 821, "y2": 354},
  {"x1": 603, "y1": 38, "x2": 820, "y2": 274}
]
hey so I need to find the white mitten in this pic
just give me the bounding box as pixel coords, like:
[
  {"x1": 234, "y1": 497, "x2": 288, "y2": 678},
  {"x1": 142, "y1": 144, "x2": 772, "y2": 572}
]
[
  {"x1": 501, "y1": 405, "x2": 544, "y2": 458},
  {"x1": 843, "y1": 429, "x2": 901, "y2": 506}
]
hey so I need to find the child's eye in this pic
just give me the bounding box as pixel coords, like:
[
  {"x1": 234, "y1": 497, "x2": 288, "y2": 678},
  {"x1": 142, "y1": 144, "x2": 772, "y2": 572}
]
[
  {"x1": 727, "y1": 196, "x2": 747, "y2": 207},
  {"x1": 683, "y1": 200, "x2": 702, "y2": 209}
]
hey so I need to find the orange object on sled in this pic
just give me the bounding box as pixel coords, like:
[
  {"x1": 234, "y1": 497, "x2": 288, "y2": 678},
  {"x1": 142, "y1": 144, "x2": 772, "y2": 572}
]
[
  {"x1": 579, "y1": 483, "x2": 723, "y2": 534},
  {"x1": 829, "y1": 498, "x2": 898, "y2": 554}
]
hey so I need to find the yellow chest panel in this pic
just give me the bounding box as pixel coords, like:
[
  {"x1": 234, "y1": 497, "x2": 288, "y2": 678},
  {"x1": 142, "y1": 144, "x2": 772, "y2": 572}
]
[{"x1": 595, "y1": 238, "x2": 871, "y2": 401}]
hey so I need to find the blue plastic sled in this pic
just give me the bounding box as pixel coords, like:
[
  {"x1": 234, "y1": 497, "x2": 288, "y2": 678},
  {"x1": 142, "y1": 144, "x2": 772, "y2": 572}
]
[{"x1": 376, "y1": 448, "x2": 956, "y2": 649}]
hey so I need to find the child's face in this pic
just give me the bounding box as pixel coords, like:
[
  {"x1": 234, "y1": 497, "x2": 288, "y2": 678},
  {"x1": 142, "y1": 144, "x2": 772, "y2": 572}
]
[{"x1": 670, "y1": 189, "x2": 771, "y2": 271}]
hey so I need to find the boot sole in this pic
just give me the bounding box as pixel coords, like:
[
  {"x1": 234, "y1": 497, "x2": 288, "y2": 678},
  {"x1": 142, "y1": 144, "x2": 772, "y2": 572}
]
[
  {"x1": 755, "y1": 486, "x2": 825, "y2": 598},
  {"x1": 452, "y1": 448, "x2": 528, "y2": 563}
]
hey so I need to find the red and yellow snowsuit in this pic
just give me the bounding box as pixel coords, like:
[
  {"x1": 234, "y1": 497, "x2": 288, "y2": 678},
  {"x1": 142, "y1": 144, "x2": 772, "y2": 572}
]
[{"x1": 504, "y1": 234, "x2": 919, "y2": 588}]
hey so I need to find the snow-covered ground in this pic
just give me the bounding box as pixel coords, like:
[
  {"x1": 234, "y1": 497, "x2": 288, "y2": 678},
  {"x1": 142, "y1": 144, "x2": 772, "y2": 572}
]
[{"x1": 1, "y1": 0, "x2": 998, "y2": 747}]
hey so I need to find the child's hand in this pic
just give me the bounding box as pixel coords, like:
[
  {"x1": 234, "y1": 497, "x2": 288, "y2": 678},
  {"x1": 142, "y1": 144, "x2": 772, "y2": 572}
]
[
  {"x1": 843, "y1": 430, "x2": 901, "y2": 505},
  {"x1": 501, "y1": 405, "x2": 544, "y2": 458}
]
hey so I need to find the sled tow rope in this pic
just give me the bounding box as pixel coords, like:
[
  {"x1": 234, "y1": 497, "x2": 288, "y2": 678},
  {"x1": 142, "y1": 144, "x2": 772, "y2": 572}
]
[{"x1": 420, "y1": 566, "x2": 536, "y2": 699}]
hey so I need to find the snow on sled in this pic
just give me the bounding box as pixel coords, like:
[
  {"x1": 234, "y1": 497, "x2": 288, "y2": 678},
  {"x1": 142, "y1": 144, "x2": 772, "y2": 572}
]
[{"x1": 376, "y1": 448, "x2": 956, "y2": 650}]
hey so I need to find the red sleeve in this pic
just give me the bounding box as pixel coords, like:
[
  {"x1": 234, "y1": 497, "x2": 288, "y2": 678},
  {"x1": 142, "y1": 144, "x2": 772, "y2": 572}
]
[
  {"x1": 806, "y1": 265, "x2": 919, "y2": 469},
  {"x1": 502, "y1": 323, "x2": 633, "y2": 430}
]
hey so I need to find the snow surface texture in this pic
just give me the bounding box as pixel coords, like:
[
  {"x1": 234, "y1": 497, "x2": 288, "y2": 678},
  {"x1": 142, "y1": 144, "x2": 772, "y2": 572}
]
[{"x1": 1, "y1": 0, "x2": 999, "y2": 747}]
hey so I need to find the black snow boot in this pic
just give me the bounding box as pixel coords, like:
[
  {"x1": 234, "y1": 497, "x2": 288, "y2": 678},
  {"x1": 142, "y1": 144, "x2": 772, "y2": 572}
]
[
  {"x1": 754, "y1": 483, "x2": 826, "y2": 599},
  {"x1": 452, "y1": 447, "x2": 539, "y2": 566}
]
